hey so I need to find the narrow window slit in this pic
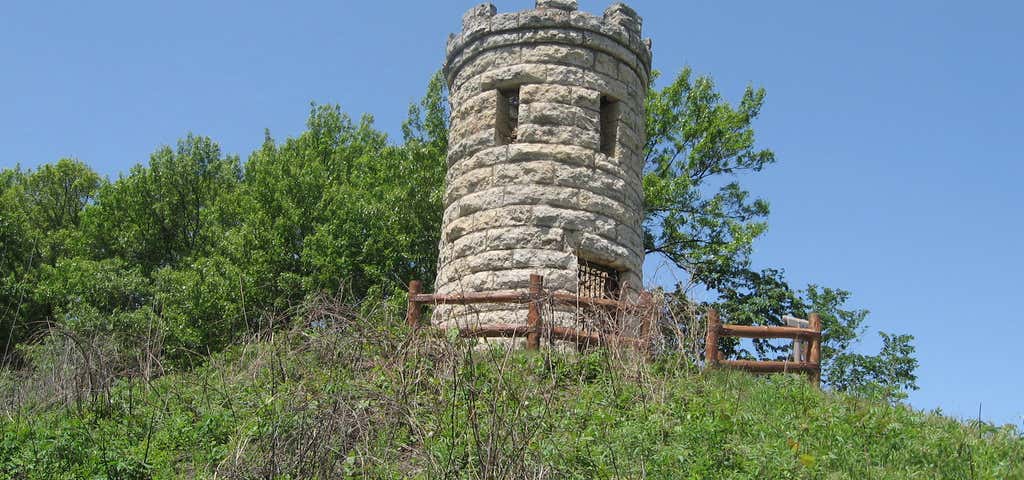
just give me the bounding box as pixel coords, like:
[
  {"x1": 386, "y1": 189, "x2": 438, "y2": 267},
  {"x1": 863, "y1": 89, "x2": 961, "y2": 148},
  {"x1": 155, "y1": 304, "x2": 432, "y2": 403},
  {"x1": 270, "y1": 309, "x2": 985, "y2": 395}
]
[
  {"x1": 599, "y1": 95, "x2": 620, "y2": 156},
  {"x1": 496, "y1": 87, "x2": 520, "y2": 145}
]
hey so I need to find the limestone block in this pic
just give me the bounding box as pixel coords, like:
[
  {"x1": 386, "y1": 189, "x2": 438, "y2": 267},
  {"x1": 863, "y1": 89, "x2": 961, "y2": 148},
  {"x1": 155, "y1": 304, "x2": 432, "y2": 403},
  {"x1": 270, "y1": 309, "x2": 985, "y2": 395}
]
[
  {"x1": 568, "y1": 11, "x2": 603, "y2": 31},
  {"x1": 463, "y1": 4, "x2": 496, "y2": 25},
  {"x1": 450, "y1": 226, "x2": 566, "y2": 258},
  {"x1": 449, "y1": 107, "x2": 497, "y2": 144},
  {"x1": 517, "y1": 28, "x2": 585, "y2": 47},
  {"x1": 522, "y1": 44, "x2": 594, "y2": 68},
  {"x1": 462, "y1": 4, "x2": 497, "y2": 36},
  {"x1": 617, "y1": 61, "x2": 643, "y2": 94},
  {"x1": 614, "y1": 119, "x2": 643, "y2": 154},
  {"x1": 490, "y1": 12, "x2": 520, "y2": 31},
  {"x1": 447, "y1": 128, "x2": 497, "y2": 166},
  {"x1": 451, "y1": 71, "x2": 483, "y2": 98},
  {"x1": 571, "y1": 232, "x2": 633, "y2": 268},
  {"x1": 532, "y1": 206, "x2": 618, "y2": 238},
  {"x1": 451, "y1": 267, "x2": 576, "y2": 292},
  {"x1": 521, "y1": 102, "x2": 597, "y2": 131},
  {"x1": 444, "y1": 205, "x2": 534, "y2": 242},
  {"x1": 513, "y1": 248, "x2": 576, "y2": 269},
  {"x1": 458, "y1": 46, "x2": 524, "y2": 81},
  {"x1": 594, "y1": 52, "x2": 620, "y2": 78},
  {"x1": 492, "y1": 160, "x2": 556, "y2": 186},
  {"x1": 540, "y1": 64, "x2": 630, "y2": 102},
  {"x1": 551, "y1": 163, "x2": 626, "y2": 202},
  {"x1": 451, "y1": 88, "x2": 498, "y2": 120},
  {"x1": 476, "y1": 64, "x2": 546, "y2": 91},
  {"x1": 448, "y1": 146, "x2": 508, "y2": 178},
  {"x1": 582, "y1": 33, "x2": 638, "y2": 74},
  {"x1": 517, "y1": 124, "x2": 600, "y2": 150},
  {"x1": 520, "y1": 84, "x2": 600, "y2": 111},
  {"x1": 507, "y1": 143, "x2": 595, "y2": 168},
  {"x1": 536, "y1": 0, "x2": 578, "y2": 11},
  {"x1": 518, "y1": 7, "x2": 571, "y2": 29},
  {"x1": 445, "y1": 165, "x2": 494, "y2": 200},
  {"x1": 603, "y1": 3, "x2": 642, "y2": 36}
]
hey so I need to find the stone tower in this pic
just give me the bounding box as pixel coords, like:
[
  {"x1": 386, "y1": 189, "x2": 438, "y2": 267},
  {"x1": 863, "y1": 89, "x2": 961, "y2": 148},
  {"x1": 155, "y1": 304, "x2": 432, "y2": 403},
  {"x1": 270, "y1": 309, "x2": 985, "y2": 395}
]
[{"x1": 435, "y1": 0, "x2": 651, "y2": 333}]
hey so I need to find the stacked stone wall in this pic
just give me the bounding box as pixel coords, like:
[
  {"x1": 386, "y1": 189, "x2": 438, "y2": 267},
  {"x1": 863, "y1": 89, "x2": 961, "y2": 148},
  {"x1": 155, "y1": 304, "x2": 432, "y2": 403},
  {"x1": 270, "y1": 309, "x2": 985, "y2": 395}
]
[{"x1": 435, "y1": 0, "x2": 652, "y2": 336}]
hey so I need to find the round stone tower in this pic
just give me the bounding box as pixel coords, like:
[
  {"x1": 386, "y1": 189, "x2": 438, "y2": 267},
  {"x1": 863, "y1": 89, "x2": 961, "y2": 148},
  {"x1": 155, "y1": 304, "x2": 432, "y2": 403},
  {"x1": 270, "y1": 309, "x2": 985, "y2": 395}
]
[{"x1": 435, "y1": 0, "x2": 651, "y2": 334}]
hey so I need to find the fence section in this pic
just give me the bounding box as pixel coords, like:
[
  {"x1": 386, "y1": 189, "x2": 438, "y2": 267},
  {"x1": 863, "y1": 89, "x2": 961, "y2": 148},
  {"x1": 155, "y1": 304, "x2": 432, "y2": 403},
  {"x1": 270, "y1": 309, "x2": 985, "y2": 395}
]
[
  {"x1": 705, "y1": 308, "x2": 822, "y2": 386},
  {"x1": 406, "y1": 275, "x2": 656, "y2": 351}
]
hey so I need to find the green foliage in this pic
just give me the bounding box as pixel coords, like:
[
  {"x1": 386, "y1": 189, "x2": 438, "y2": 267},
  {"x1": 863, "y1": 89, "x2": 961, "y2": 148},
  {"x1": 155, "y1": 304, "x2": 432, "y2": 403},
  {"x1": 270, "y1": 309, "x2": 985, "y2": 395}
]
[
  {"x1": 0, "y1": 168, "x2": 37, "y2": 358},
  {"x1": 828, "y1": 332, "x2": 919, "y2": 401},
  {"x1": 643, "y1": 68, "x2": 774, "y2": 287},
  {"x1": 35, "y1": 257, "x2": 147, "y2": 311},
  {"x1": 152, "y1": 256, "x2": 248, "y2": 360},
  {"x1": 82, "y1": 134, "x2": 241, "y2": 271},
  {"x1": 22, "y1": 158, "x2": 104, "y2": 261},
  {"x1": 711, "y1": 269, "x2": 919, "y2": 397},
  {"x1": 644, "y1": 69, "x2": 918, "y2": 398},
  {"x1": 0, "y1": 74, "x2": 449, "y2": 366},
  {"x1": 234, "y1": 94, "x2": 445, "y2": 310},
  {"x1": 0, "y1": 161, "x2": 105, "y2": 361}
]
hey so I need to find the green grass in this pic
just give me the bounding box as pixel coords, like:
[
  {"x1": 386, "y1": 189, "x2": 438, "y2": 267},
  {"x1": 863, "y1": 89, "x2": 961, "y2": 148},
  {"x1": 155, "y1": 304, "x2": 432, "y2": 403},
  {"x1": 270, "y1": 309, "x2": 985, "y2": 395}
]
[{"x1": 1, "y1": 318, "x2": 1021, "y2": 479}]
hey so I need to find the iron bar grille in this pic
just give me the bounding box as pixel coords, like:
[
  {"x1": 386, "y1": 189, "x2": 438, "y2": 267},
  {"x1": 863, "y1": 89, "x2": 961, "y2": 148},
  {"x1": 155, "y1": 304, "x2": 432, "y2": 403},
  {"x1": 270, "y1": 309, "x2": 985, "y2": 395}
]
[{"x1": 577, "y1": 259, "x2": 621, "y2": 299}]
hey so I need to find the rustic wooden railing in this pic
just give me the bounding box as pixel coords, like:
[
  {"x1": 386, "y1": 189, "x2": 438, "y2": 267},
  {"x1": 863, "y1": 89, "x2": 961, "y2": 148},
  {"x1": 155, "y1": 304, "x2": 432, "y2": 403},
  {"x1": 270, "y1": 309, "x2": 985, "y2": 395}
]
[
  {"x1": 406, "y1": 274, "x2": 656, "y2": 351},
  {"x1": 705, "y1": 308, "x2": 823, "y2": 386}
]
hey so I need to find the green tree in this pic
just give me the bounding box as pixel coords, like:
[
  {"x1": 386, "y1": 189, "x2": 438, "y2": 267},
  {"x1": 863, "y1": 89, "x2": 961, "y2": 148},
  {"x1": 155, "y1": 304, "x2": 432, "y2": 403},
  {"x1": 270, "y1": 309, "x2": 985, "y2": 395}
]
[
  {"x1": 34, "y1": 257, "x2": 152, "y2": 336},
  {"x1": 24, "y1": 159, "x2": 103, "y2": 232},
  {"x1": 233, "y1": 104, "x2": 391, "y2": 309},
  {"x1": 235, "y1": 83, "x2": 447, "y2": 311},
  {"x1": 1, "y1": 160, "x2": 105, "y2": 362},
  {"x1": 82, "y1": 134, "x2": 241, "y2": 271},
  {"x1": 645, "y1": 68, "x2": 917, "y2": 397},
  {"x1": 643, "y1": 68, "x2": 774, "y2": 289},
  {"x1": 0, "y1": 168, "x2": 37, "y2": 361},
  {"x1": 804, "y1": 286, "x2": 918, "y2": 400}
]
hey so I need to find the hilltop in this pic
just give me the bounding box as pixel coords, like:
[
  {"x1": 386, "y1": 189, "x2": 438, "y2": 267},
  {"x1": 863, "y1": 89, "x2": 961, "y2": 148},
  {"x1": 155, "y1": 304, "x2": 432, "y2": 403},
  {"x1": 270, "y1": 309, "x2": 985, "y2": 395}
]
[{"x1": 2, "y1": 299, "x2": 1020, "y2": 479}]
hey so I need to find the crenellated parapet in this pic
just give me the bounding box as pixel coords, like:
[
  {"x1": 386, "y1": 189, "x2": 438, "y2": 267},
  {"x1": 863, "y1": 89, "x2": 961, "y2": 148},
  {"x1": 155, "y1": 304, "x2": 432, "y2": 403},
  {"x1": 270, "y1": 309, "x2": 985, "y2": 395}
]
[{"x1": 446, "y1": 1, "x2": 652, "y2": 93}]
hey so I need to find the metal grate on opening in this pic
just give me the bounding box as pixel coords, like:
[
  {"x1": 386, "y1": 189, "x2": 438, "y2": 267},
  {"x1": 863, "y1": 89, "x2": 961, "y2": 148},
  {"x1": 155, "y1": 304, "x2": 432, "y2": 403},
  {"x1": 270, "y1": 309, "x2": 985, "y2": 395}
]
[{"x1": 577, "y1": 259, "x2": 621, "y2": 299}]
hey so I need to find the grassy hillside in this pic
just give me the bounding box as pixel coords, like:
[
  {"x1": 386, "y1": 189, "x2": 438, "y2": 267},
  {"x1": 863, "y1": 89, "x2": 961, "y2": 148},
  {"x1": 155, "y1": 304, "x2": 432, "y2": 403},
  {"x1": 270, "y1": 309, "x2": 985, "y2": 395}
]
[{"x1": 2, "y1": 301, "x2": 1021, "y2": 479}]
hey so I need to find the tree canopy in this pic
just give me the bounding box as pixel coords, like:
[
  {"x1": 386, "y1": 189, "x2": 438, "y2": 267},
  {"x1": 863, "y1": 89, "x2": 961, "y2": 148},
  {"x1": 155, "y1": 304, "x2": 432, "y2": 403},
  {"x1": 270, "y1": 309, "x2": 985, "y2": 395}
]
[{"x1": 0, "y1": 69, "x2": 916, "y2": 398}]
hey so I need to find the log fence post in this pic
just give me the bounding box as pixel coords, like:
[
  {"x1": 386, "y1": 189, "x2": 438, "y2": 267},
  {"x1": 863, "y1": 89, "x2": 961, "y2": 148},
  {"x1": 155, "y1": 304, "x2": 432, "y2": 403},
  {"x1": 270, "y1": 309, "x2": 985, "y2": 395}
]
[
  {"x1": 526, "y1": 274, "x2": 543, "y2": 350},
  {"x1": 705, "y1": 308, "x2": 721, "y2": 366},
  {"x1": 808, "y1": 313, "x2": 822, "y2": 387},
  {"x1": 406, "y1": 280, "x2": 422, "y2": 329}
]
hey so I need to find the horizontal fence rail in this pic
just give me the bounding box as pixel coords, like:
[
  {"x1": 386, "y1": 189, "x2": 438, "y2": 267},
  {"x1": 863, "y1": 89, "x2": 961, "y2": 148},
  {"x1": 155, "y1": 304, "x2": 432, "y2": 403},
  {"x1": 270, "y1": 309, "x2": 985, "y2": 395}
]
[
  {"x1": 405, "y1": 275, "x2": 655, "y2": 351},
  {"x1": 706, "y1": 308, "x2": 822, "y2": 386}
]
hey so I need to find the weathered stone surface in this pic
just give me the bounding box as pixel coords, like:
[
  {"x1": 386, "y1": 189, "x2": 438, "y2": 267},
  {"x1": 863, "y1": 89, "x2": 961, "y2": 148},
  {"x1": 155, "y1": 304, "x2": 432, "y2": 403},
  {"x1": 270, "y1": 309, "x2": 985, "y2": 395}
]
[
  {"x1": 520, "y1": 102, "x2": 584, "y2": 127},
  {"x1": 517, "y1": 124, "x2": 599, "y2": 150},
  {"x1": 521, "y1": 84, "x2": 599, "y2": 110},
  {"x1": 446, "y1": 9, "x2": 652, "y2": 87},
  {"x1": 438, "y1": 1, "x2": 652, "y2": 334},
  {"x1": 603, "y1": 3, "x2": 642, "y2": 36},
  {"x1": 536, "y1": 0, "x2": 577, "y2": 11},
  {"x1": 447, "y1": 128, "x2": 497, "y2": 166}
]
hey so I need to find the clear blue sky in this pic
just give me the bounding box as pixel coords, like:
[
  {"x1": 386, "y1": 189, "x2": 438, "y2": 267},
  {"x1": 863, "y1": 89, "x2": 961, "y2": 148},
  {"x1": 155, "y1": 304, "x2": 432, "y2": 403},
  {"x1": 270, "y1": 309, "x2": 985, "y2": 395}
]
[{"x1": 2, "y1": 1, "x2": 1021, "y2": 426}]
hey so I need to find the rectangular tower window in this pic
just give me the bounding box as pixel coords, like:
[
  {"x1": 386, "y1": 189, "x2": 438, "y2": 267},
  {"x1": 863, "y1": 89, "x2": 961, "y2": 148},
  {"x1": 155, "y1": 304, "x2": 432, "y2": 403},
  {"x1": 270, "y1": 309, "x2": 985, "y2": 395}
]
[
  {"x1": 599, "y1": 96, "x2": 620, "y2": 156},
  {"x1": 496, "y1": 87, "x2": 520, "y2": 145},
  {"x1": 578, "y1": 259, "x2": 622, "y2": 299}
]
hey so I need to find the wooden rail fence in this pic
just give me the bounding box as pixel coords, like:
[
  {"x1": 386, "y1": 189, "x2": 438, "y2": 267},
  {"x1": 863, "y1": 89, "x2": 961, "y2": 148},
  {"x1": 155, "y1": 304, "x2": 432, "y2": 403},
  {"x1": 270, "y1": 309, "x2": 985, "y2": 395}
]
[
  {"x1": 406, "y1": 274, "x2": 656, "y2": 351},
  {"x1": 705, "y1": 308, "x2": 823, "y2": 386}
]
